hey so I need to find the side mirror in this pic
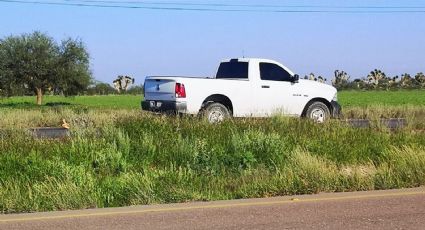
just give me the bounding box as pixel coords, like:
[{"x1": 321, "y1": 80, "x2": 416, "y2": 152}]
[{"x1": 292, "y1": 74, "x2": 299, "y2": 83}]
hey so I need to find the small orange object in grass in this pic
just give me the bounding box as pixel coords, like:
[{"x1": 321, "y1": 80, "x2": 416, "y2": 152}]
[{"x1": 61, "y1": 119, "x2": 70, "y2": 129}]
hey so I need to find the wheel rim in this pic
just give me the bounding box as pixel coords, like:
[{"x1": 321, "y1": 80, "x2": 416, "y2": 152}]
[
  {"x1": 208, "y1": 109, "x2": 225, "y2": 123},
  {"x1": 310, "y1": 108, "x2": 326, "y2": 123}
]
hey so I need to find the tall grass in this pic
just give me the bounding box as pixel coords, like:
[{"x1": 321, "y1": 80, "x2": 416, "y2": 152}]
[{"x1": 1, "y1": 108, "x2": 425, "y2": 213}]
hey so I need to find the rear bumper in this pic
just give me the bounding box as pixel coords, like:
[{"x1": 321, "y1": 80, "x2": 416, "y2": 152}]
[
  {"x1": 141, "y1": 100, "x2": 187, "y2": 113},
  {"x1": 331, "y1": 100, "x2": 342, "y2": 118}
]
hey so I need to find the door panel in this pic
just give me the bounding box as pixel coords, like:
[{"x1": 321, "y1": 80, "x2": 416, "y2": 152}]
[
  {"x1": 257, "y1": 81, "x2": 295, "y2": 116},
  {"x1": 254, "y1": 62, "x2": 299, "y2": 116}
]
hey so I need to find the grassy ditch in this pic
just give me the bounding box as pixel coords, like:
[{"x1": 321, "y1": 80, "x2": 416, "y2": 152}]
[{"x1": 1, "y1": 109, "x2": 425, "y2": 213}]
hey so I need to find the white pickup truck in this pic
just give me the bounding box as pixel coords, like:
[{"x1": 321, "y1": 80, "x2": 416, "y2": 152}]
[{"x1": 142, "y1": 58, "x2": 341, "y2": 123}]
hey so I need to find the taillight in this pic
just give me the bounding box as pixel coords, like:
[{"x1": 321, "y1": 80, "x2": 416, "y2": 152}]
[{"x1": 175, "y1": 83, "x2": 186, "y2": 98}]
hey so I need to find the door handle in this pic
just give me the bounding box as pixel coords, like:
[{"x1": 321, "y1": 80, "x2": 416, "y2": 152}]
[{"x1": 261, "y1": 85, "x2": 270, "y2": 88}]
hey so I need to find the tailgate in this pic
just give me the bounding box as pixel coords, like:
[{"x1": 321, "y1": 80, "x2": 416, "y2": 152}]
[{"x1": 144, "y1": 78, "x2": 176, "y2": 101}]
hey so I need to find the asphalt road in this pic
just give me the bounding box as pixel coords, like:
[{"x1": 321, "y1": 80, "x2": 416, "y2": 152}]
[{"x1": 1, "y1": 187, "x2": 425, "y2": 230}]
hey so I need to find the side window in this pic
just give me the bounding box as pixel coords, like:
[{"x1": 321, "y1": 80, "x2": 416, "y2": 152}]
[{"x1": 260, "y1": 63, "x2": 292, "y2": 81}]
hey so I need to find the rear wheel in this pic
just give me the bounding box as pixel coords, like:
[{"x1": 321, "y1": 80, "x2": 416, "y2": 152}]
[
  {"x1": 305, "y1": 101, "x2": 330, "y2": 123},
  {"x1": 202, "y1": 102, "x2": 230, "y2": 123}
]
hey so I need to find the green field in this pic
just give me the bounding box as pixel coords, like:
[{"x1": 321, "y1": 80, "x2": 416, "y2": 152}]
[
  {"x1": 0, "y1": 91, "x2": 425, "y2": 213},
  {"x1": 1, "y1": 90, "x2": 424, "y2": 109},
  {"x1": 339, "y1": 90, "x2": 425, "y2": 107},
  {"x1": 0, "y1": 95, "x2": 142, "y2": 109}
]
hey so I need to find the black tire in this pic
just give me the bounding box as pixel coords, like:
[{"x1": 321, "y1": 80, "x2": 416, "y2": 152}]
[
  {"x1": 201, "y1": 102, "x2": 231, "y2": 123},
  {"x1": 305, "y1": 101, "x2": 331, "y2": 123}
]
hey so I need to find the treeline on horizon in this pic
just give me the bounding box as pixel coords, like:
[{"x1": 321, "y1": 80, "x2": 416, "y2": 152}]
[
  {"x1": 0, "y1": 79, "x2": 144, "y2": 97},
  {"x1": 303, "y1": 70, "x2": 425, "y2": 91},
  {"x1": 330, "y1": 69, "x2": 425, "y2": 90},
  {"x1": 5, "y1": 69, "x2": 424, "y2": 98},
  {"x1": 1, "y1": 31, "x2": 425, "y2": 100}
]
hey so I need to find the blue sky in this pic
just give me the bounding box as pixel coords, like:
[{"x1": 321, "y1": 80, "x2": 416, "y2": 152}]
[{"x1": 1, "y1": 0, "x2": 425, "y2": 85}]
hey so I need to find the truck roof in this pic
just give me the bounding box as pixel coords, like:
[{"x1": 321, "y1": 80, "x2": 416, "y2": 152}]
[{"x1": 221, "y1": 58, "x2": 281, "y2": 63}]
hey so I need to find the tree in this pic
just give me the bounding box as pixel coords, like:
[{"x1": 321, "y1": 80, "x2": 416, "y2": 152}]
[
  {"x1": 387, "y1": 76, "x2": 399, "y2": 89},
  {"x1": 303, "y1": 73, "x2": 326, "y2": 83},
  {"x1": 317, "y1": 76, "x2": 327, "y2": 83},
  {"x1": 351, "y1": 78, "x2": 367, "y2": 89},
  {"x1": 415, "y1": 72, "x2": 425, "y2": 87},
  {"x1": 308, "y1": 73, "x2": 316, "y2": 81},
  {"x1": 332, "y1": 70, "x2": 350, "y2": 90},
  {"x1": 113, "y1": 75, "x2": 134, "y2": 93},
  {"x1": 87, "y1": 81, "x2": 116, "y2": 95},
  {"x1": 126, "y1": 84, "x2": 144, "y2": 95},
  {"x1": 367, "y1": 69, "x2": 386, "y2": 88},
  {"x1": 0, "y1": 31, "x2": 91, "y2": 105},
  {"x1": 55, "y1": 38, "x2": 91, "y2": 96},
  {"x1": 400, "y1": 73, "x2": 414, "y2": 88}
]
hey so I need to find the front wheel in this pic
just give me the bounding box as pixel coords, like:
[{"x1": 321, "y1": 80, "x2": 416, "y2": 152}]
[
  {"x1": 305, "y1": 101, "x2": 331, "y2": 123},
  {"x1": 201, "y1": 102, "x2": 231, "y2": 123}
]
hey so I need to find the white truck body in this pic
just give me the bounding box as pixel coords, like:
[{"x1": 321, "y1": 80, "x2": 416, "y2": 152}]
[{"x1": 142, "y1": 58, "x2": 340, "y2": 119}]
